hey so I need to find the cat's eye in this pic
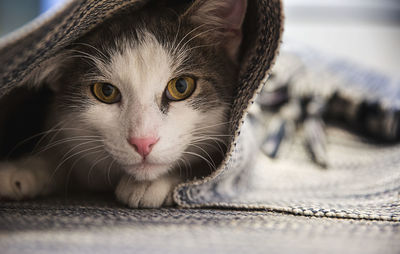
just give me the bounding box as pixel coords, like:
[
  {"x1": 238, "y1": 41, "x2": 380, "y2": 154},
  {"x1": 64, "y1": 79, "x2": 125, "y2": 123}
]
[
  {"x1": 91, "y1": 82, "x2": 121, "y2": 104},
  {"x1": 166, "y1": 77, "x2": 196, "y2": 101}
]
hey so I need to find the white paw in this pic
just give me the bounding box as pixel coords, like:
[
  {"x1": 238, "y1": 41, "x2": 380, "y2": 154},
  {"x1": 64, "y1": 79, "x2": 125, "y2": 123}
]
[
  {"x1": 0, "y1": 162, "x2": 42, "y2": 200},
  {"x1": 115, "y1": 175, "x2": 180, "y2": 208}
]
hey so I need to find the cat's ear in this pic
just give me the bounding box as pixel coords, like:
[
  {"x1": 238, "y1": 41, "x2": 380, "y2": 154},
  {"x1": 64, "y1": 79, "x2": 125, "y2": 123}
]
[
  {"x1": 184, "y1": 0, "x2": 247, "y2": 62},
  {"x1": 23, "y1": 52, "x2": 68, "y2": 92}
]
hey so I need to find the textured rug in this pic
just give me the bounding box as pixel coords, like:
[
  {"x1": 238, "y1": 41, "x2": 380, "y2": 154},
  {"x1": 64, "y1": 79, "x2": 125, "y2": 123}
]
[{"x1": 1, "y1": 195, "x2": 399, "y2": 254}]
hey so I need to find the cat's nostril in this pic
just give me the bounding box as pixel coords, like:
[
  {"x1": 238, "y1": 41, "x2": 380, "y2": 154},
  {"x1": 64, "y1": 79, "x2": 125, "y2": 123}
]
[
  {"x1": 15, "y1": 181, "x2": 21, "y2": 190},
  {"x1": 131, "y1": 144, "x2": 139, "y2": 153},
  {"x1": 128, "y1": 136, "x2": 159, "y2": 158}
]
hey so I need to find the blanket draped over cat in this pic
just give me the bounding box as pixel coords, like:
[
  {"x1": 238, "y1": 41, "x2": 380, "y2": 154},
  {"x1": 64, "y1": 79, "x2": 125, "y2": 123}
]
[
  {"x1": 0, "y1": 0, "x2": 399, "y2": 223},
  {"x1": 0, "y1": 0, "x2": 283, "y2": 206}
]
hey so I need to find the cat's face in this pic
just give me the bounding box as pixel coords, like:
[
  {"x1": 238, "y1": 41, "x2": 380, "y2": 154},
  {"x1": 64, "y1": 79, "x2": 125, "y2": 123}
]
[{"x1": 48, "y1": 0, "x2": 245, "y2": 181}]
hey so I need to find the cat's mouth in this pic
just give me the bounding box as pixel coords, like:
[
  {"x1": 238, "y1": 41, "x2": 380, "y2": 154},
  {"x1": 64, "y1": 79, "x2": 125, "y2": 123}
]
[
  {"x1": 137, "y1": 161, "x2": 163, "y2": 167},
  {"x1": 122, "y1": 161, "x2": 170, "y2": 181},
  {"x1": 123, "y1": 161, "x2": 164, "y2": 168},
  {"x1": 123, "y1": 161, "x2": 168, "y2": 171}
]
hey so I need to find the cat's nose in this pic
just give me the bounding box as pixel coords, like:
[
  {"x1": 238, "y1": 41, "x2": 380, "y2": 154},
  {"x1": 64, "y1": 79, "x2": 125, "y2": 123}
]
[{"x1": 128, "y1": 137, "x2": 159, "y2": 158}]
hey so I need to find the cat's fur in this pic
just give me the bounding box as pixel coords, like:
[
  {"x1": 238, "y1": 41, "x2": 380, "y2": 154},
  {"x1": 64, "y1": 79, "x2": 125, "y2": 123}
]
[{"x1": 0, "y1": 0, "x2": 247, "y2": 207}]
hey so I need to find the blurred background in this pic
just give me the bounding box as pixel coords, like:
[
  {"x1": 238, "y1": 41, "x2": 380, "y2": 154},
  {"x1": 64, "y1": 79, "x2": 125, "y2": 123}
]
[
  {"x1": 284, "y1": 0, "x2": 400, "y2": 77},
  {"x1": 0, "y1": 0, "x2": 399, "y2": 77},
  {"x1": 0, "y1": 0, "x2": 63, "y2": 34}
]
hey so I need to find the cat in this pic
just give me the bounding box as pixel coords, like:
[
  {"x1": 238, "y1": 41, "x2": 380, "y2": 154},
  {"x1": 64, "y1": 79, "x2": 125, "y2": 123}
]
[{"x1": 0, "y1": 0, "x2": 247, "y2": 208}]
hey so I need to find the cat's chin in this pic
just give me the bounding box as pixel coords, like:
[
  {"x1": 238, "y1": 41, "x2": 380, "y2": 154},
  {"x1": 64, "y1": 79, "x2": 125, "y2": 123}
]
[{"x1": 122, "y1": 162, "x2": 170, "y2": 181}]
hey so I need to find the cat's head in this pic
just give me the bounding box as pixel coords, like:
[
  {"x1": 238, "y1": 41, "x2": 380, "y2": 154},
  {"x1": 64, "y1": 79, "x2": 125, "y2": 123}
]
[{"x1": 40, "y1": 0, "x2": 247, "y2": 180}]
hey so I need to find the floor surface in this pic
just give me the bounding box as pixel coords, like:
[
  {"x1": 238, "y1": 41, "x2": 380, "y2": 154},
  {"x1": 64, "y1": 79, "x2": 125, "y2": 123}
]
[{"x1": 1, "y1": 195, "x2": 399, "y2": 254}]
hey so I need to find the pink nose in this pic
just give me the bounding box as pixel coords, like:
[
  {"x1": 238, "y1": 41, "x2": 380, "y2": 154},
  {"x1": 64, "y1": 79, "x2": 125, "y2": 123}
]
[{"x1": 128, "y1": 137, "x2": 159, "y2": 158}]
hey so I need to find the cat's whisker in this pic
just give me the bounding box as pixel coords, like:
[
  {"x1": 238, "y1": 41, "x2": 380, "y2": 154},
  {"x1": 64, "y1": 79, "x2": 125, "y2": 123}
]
[
  {"x1": 68, "y1": 49, "x2": 107, "y2": 66},
  {"x1": 182, "y1": 151, "x2": 217, "y2": 175},
  {"x1": 103, "y1": 145, "x2": 130, "y2": 155},
  {"x1": 171, "y1": 23, "x2": 207, "y2": 56},
  {"x1": 121, "y1": 174, "x2": 135, "y2": 191},
  {"x1": 36, "y1": 120, "x2": 95, "y2": 154},
  {"x1": 106, "y1": 158, "x2": 117, "y2": 186},
  {"x1": 72, "y1": 42, "x2": 108, "y2": 61},
  {"x1": 171, "y1": 11, "x2": 181, "y2": 53},
  {"x1": 7, "y1": 120, "x2": 67, "y2": 159},
  {"x1": 193, "y1": 133, "x2": 234, "y2": 138},
  {"x1": 62, "y1": 55, "x2": 103, "y2": 69},
  {"x1": 190, "y1": 134, "x2": 228, "y2": 143},
  {"x1": 177, "y1": 26, "x2": 219, "y2": 53},
  {"x1": 33, "y1": 120, "x2": 69, "y2": 153},
  {"x1": 175, "y1": 159, "x2": 184, "y2": 178},
  {"x1": 69, "y1": 147, "x2": 105, "y2": 173},
  {"x1": 64, "y1": 147, "x2": 105, "y2": 196},
  {"x1": 201, "y1": 101, "x2": 233, "y2": 109},
  {"x1": 189, "y1": 121, "x2": 233, "y2": 132},
  {"x1": 191, "y1": 140, "x2": 226, "y2": 155},
  {"x1": 67, "y1": 148, "x2": 105, "y2": 182},
  {"x1": 186, "y1": 135, "x2": 230, "y2": 146},
  {"x1": 174, "y1": 27, "x2": 221, "y2": 61},
  {"x1": 185, "y1": 43, "x2": 219, "y2": 52},
  {"x1": 203, "y1": 142, "x2": 225, "y2": 157},
  {"x1": 75, "y1": 76, "x2": 107, "y2": 84},
  {"x1": 87, "y1": 153, "x2": 111, "y2": 186},
  {"x1": 184, "y1": 157, "x2": 193, "y2": 178},
  {"x1": 187, "y1": 144, "x2": 217, "y2": 169},
  {"x1": 36, "y1": 137, "x2": 103, "y2": 155},
  {"x1": 59, "y1": 140, "x2": 104, "y2": 163},
  {"x1": 175, "y1": 43, "x2": 220, "y2": 63},
  {"x1": 7, "y1": 124, "x2": 99, "y2": 158},
  {"x1": 36, "y1": 138, "x2": 95, "y2": 156},
  {"x1": 178, "y1": 156, "x2": 192, "y2": 178},
  {"x1": 191, "y1": 134, "x2": 228, "y2": 139},
  {"x1": 63, "y1": 54, "x2": 96, "y2": 62},
  {"x1": 50, "y1": 144, "x2": 105, "y2": 183},
  {"x1": 189, "y1": 139, "x2": 227, "y2": 157}
]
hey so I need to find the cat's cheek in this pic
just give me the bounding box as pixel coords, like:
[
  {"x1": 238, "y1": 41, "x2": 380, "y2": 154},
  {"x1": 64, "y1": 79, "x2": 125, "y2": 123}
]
[
  {"x1": 81, "y1": 104, "x2": 127, "y2": 144},
  {"x1": 83, "y1": 104, "x2": 121, "y2": 126},
  {"x1": 162, "y1": 103, "x2": 200, "y2": 135}
]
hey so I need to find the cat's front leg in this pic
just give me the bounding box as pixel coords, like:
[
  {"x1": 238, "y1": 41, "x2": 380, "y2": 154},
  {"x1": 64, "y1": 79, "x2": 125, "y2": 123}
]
[
  {"x1": 0, "y1": 156, "x2": 57, "y2": 200},
  {"x1": 115, "y1": 173, "x2": 182, "y2": 208}
]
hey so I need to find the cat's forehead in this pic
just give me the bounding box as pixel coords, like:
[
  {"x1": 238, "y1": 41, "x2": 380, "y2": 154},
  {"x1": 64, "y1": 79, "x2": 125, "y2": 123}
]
[{"x1": 104, "y1": 32, "x2": 175, "y2": 98}]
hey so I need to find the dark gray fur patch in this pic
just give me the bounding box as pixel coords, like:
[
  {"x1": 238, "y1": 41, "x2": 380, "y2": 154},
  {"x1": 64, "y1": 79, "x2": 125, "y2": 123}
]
[{"x1": 160, "y1": 93, "x2": 170, "y2": 114}]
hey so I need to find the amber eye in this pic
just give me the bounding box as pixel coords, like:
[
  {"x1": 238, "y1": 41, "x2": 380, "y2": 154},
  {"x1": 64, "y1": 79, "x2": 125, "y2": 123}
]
[
  {"x1": 91, "y1": 83, "x2": 121, "y2": 104},
  {"x1": 165, "y1": 77, "x2": 196, "y2": 101}
]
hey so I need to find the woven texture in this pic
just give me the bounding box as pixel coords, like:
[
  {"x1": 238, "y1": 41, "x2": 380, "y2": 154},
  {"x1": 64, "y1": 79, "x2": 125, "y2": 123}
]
[{"x1": 1, "y1": 195, "x2": 399, "y2": 254}]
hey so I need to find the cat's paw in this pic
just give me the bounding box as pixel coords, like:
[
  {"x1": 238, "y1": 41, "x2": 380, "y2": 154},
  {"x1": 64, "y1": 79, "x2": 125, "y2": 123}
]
[
  {"x1": 0, "y1": 163, "x2": 42, "y2": 200},
  {"x1": 115, "y1": 175, "x2": 180, "y2": 208}
]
